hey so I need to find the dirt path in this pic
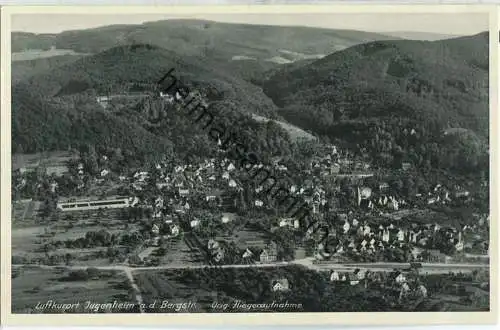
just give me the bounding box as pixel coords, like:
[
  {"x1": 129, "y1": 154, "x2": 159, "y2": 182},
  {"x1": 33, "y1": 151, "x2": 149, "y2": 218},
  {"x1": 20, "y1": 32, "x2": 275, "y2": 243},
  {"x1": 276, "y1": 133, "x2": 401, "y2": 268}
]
[{"x1": 122, "y1": 267, "x2": 145, "y2": 313}]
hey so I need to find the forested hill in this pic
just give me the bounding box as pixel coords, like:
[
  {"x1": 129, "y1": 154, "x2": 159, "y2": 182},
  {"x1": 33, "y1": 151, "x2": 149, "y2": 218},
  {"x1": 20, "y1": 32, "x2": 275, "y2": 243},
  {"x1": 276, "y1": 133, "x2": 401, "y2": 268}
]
[
  {"x1": 11, "y1": 20, "x2": 401, "y2": 159},
  {"x1": 12, "y1": 54, "x2": 86, "y2": 84},
  {"x1": 12, "y1": 20, "x2": 397, "y2": 58},
  {"x1": 11, "y1": 44, "x2": 296, "y2": 161},
  {"x1": 262, "y1": 32, "x2": 489, "y2": 176},
  {"x1": 11, "y1": 82, "x2": 174, "y2": 158},
  {"x1": 12, "y1": 19, "x2": 399, "y2": 82},
  {"x1": 14, "y1": 44, "x2": 278, "y2": 116}
]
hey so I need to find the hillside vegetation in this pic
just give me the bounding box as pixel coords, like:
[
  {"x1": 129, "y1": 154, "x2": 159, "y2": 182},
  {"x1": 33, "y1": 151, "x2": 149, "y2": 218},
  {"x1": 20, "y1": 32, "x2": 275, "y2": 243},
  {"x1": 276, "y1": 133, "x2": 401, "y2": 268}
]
[
  {"x1": 12, "y1": 23, "x2": 489, "y2": 178},
  {"x1": 11, "y1": 32, "x2": 56, "y2": 52},
  {"x1": 12, "y1": 54, "x2": 84, "y2": 83},
  {"x1": 16, "y1": 44, "x2": 277, "y2": 114},
  {"x1": 11, "y1": 20, "x2": 400, "y2": 159},
  {"x1": 11, "y1": 82, "x2": 173, "y2": 158},
  {"x1": 263, "y1": 32, "x2": 489, "y2": 176},
  {"x1": 12, "y1": 43, "x2": 299, "y2": 162}
]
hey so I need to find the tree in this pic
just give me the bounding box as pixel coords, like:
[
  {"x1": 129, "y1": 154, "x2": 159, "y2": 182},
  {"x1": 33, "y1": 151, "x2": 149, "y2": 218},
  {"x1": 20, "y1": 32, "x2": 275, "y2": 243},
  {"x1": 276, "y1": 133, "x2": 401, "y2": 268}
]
[
  {"x1": 64, "y1": 253, "x2": 72, "y2": 265},
  {"x1": 129, "y1": 254, "x2": 143, "y2": 265},
  {"x1": 86, "y1": 267, "x2": 100, "y2": 279},
  {"x1": 67, "y1": 270, "x2": 89, "y2": 281},
  {"x1": 84, "y1": 145, "x2": 99, "y2": 175},
  {"x1": 391, "y1": 179, "x2": 404, "y2": 194},
  {"x1": 403, "y1": 178, "x2": 416, "y2": 199}
]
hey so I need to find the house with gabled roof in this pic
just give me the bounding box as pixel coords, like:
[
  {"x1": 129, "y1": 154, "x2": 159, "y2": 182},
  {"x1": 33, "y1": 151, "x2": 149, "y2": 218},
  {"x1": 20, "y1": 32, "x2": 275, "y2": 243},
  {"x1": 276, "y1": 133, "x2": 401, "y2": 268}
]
[
  {"x1": 151, "y1": 224, "x2": 160, "y2": 235},
  {"x1": 379, "y1": 182, "x2": 389, "y2": 192},
  {"x1": 278, "y1": 217, "x2": 295, "y2": 228},
  {"x1": 152, "y1": 209, "x2": 162, "y2": 219},
  {"x1": 178, "y1": 187, "x2": 190, "y2": 197},
  {"x1": 174, "y1": 203, "x2": 186, "y2": 214},
  {"x1": 242, "y1": 248, "x2": 254, "y2": 259},
  {"x1": 271, "y1": 278, "x2": 290, "y2": 292},
  {"x1": 330, "y1": 271, "x2": 340, "y2": 282},
  {"x1": 164, "y1": 216, "x2": 174, "y2": 227},
  {"x1": 208, "y1": 239, "x2": 220, "y2": 250},
  {"x1": 206, "y1": 189, "x2": 222, "y2": 201},
  {"x1": 260, "y1": 241, "x2": 278, "y2": 263},
  {"x1": 394, "y1": 272, "x2": 407, "y2": 284},
  {"x1": 401, "y1": 162, "x2": 412, "y2": 171},
  {"x1": 170, "y1": 224, "x2": 180, "y2": 237}
]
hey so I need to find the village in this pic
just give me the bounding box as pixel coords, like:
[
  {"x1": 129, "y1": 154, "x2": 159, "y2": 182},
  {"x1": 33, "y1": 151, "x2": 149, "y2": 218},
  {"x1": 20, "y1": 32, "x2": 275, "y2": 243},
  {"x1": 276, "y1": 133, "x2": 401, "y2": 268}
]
[{"x1": 11, "y1": 134, "x2": 490, "y2": 304}]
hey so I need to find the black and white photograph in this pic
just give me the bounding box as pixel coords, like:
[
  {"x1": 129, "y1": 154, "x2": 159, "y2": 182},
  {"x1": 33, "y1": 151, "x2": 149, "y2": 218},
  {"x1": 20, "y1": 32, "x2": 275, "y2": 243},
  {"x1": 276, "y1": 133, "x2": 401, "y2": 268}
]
[{"x1": 1, "y1": 5, "x2": 496, "y2": 324}]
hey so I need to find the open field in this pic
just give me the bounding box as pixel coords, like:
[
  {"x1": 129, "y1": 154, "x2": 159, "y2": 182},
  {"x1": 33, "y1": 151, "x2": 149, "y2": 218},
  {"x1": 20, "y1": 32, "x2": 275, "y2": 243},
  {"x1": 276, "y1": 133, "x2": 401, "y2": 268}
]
[
  {"x1": 12, "y1": 49, "x2": 89, "y2": 62},
  {"x1": 12, "y1": 207, "x2": 139, "y2": 266},
  {"x1": 156, "y1": 237, "x2": 204, "y2": 267},
  {"x1": 11, "y1": 225, "x2": 48, "y2": 257},
  {"x1": 252, "y1": 114, "x2": 317, "y2": 141},
  {"x1": 85, "y1": 183, "x2": 124, "y2": 199},
  {"x1": 11, "y1": 267, "x2": 134, "y2": 313},
  {"x1": 12, "y1": 151, "x2": 78, "y2": 177},
  {"x1": 232, "y1": 227, "x2": 268, "y2": 245},
  {"x1": 13, "y1": 151, "x2": 78, "y2": 170},
  {"x1": 133, "y1": 270, "x2": 215, "y2": 313},
  {"x1": 12, "y1": 200, "x2": 41, "y2": 226}
]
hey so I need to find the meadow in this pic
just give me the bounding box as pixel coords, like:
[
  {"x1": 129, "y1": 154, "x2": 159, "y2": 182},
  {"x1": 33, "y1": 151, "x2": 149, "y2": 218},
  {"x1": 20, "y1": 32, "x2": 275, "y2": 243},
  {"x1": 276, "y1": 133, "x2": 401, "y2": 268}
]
[
  {"x1": 11, "y1": 267, "x2": 134, "y2": 313},
  {"x1": 12, "y1": 48, "x2": 89, "y2": 62}
]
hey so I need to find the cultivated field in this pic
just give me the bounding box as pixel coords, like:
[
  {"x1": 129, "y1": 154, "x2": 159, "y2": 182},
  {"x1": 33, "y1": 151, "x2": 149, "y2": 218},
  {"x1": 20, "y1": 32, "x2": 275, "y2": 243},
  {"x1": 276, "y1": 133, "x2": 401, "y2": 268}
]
[
  {"x1": 12, "y1": 207, "x2": 140, "y2": 267},
  {"x1": 232, "y1": 227, "x2": 268, "y2": 243},
  {"x1": 12, "y1": 200, "x2": 42, "y2": 226},
  {"x1": 84, "y1": 182, "x2": 125, "y2": 199},
  {"x1": 133, "y1": 270, "x2": 213, "y2": 313},
  {"x1": 12, "y1": 151, "x2": 78, "y2": 171},
  {"x1": 11, "y1": 267, "x2": 134, "y2": 313},
  {"x1": 155, "y1": 238, "x2": 202, "y2": 267}
]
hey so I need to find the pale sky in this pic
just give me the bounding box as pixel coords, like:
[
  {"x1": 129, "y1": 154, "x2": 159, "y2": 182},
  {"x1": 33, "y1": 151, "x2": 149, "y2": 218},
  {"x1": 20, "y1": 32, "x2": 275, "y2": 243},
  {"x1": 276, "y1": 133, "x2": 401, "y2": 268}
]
[{"x1": 11, "y1": 13, "x2": 488, "y2": 36}]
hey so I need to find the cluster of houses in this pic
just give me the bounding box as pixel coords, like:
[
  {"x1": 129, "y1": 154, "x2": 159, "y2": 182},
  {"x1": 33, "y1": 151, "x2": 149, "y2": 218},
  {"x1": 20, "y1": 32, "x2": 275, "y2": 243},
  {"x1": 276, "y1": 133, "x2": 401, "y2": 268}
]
[
  {"x1": 129, "y1": 159, "x2": 246, "y2": 240},
  {"x1": 18, "y1": 137, "x2": 486, "y2": 268},
  {"x1": 306, "y1": 203, "x2": 489, "y2": 262},
  {"x1": 313, "y1": 215, "x2": 467, "y2": 262},
  {"x1": 418, "y1": 184, "x2": 471, "y2": 206},
  {"x1": 353, "y1": 182, "x2": 471, "y2": 212},
  {"x1": 307, "y1": 145, "x2": 371, "y2": 175},
  {"x1": 329, "y1": 268, "x2": 428, "y2": 301},
  {"x1": 131, "y1": 158, "x2": 244, "y2": 196}
]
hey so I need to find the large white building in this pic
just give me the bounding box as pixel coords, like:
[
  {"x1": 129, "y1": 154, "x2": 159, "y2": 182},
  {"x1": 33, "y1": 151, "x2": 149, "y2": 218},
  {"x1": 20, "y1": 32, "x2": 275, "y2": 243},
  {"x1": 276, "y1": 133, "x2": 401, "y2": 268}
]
[{"x1": 57, "y1": 197, "x2": 130, "y2": 212}]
